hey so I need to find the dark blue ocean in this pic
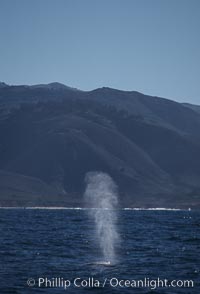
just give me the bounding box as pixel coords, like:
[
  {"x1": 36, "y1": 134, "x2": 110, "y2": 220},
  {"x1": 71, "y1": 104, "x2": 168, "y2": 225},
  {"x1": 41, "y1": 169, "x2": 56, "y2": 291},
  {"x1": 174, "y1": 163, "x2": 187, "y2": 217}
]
[{"x1": 0, "y1": 209, "x2": 199, "y2": 293}]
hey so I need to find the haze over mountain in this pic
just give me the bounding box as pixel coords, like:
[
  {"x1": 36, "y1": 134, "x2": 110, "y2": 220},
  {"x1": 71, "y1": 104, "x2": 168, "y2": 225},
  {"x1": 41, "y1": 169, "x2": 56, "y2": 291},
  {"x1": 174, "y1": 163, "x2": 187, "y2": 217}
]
[{"x1": 0, "y1": 82, "x2": 199, "y2": 208}]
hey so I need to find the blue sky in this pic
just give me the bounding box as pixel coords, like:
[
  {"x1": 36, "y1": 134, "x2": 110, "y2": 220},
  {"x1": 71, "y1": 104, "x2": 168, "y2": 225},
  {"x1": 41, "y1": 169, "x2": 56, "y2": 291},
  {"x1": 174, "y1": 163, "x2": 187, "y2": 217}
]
[{"x1": 0, "y1": 0, "x2": 200, "y2": 104}]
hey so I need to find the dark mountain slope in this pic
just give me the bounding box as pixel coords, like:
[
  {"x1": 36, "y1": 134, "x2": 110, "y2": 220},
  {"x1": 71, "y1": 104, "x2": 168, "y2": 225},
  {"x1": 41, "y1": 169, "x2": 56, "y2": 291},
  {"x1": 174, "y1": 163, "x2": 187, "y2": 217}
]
[
  {"x1": 0, "y1": 83, "x2": 200, "y2": 208},
  {"x1": 183, "y1": 103, "x2": 200, "y2": 115},
  {"x1": 1, "y1": 84, "x2": 200, "y2": 137},
  {"x1": 0, "y1": 105, "x2": 173, "y2": 206},
  {"x1": 86, "y1": 88, "x2": 200, "y2": 137},
  {"x1": 0, "y1": 170, "x2": 68, "y2": 207}
]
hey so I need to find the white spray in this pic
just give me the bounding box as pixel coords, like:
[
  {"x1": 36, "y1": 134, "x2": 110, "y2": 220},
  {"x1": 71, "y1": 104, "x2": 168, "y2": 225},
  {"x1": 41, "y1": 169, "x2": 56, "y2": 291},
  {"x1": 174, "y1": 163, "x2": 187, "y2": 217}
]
[{"x1": 84, "y1": 172, "x2": 119, "y2": 263}]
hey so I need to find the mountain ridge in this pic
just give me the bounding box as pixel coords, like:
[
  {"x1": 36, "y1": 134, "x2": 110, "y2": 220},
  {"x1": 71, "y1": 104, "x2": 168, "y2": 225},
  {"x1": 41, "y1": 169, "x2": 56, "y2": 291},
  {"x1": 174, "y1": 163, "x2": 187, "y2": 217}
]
[
  {"x1": 1, "y1": 81, "x2": 199, "y2": 106},
  {"x1": 0, "y1": 82, "x2": 200, "y2": 208}
]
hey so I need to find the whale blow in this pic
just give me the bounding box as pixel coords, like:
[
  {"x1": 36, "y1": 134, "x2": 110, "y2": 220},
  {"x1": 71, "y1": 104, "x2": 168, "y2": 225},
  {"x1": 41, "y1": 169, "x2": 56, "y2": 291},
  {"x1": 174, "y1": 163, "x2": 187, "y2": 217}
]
[{"x1": 84, "y1": 172, "x2": 119, "y2": 263}]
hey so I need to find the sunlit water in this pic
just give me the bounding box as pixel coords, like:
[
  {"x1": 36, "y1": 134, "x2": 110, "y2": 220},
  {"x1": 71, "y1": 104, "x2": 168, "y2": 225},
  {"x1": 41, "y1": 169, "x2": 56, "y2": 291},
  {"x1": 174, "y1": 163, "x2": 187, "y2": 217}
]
[{"x1": 0, "y1": 209, "x2": 199, "y2": 293}]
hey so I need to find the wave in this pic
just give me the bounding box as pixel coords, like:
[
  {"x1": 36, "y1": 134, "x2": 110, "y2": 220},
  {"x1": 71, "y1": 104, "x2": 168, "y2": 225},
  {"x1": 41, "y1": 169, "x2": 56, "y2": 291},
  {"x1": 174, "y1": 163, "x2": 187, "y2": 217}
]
[
  {"x1": 0, "y1": 206, "x2": 191, "y2": 211},
  {"x1": 123, "y1": 207, "x2": 183, "y2": 211}
]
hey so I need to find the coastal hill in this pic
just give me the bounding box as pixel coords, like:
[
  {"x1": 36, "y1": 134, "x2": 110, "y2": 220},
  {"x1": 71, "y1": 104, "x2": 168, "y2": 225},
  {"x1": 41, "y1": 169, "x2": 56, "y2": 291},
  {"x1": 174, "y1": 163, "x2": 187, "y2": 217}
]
[{"x1": 0, "y1": 82, "x2": 200, "y2": 208}]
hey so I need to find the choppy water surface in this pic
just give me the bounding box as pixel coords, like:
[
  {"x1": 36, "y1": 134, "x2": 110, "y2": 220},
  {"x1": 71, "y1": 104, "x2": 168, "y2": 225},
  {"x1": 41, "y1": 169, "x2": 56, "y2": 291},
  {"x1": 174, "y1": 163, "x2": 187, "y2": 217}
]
[{"x1": 0, "y1": 209, "x2": 199, "y2": 293}]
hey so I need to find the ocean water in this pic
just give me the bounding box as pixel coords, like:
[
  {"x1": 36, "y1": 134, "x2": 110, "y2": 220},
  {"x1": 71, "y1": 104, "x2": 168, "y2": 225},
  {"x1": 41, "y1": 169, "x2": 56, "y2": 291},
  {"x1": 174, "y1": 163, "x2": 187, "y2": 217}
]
[{"x1": 0, "y1": 209, "x2": 199, "y2": 293}]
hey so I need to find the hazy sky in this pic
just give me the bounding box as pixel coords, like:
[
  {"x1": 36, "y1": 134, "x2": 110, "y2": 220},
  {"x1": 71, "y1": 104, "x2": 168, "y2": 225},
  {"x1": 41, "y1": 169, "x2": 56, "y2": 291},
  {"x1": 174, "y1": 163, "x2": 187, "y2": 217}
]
[{"x1": 0, "y1": 0, "x2": 200, "y2": 104}]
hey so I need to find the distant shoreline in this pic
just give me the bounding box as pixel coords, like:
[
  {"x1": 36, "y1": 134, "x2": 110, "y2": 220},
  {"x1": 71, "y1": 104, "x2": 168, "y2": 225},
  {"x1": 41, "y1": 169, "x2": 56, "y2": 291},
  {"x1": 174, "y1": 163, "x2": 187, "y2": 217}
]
[{"x1": 0, "y1": 207, "x2": 193, "y2": 211}]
